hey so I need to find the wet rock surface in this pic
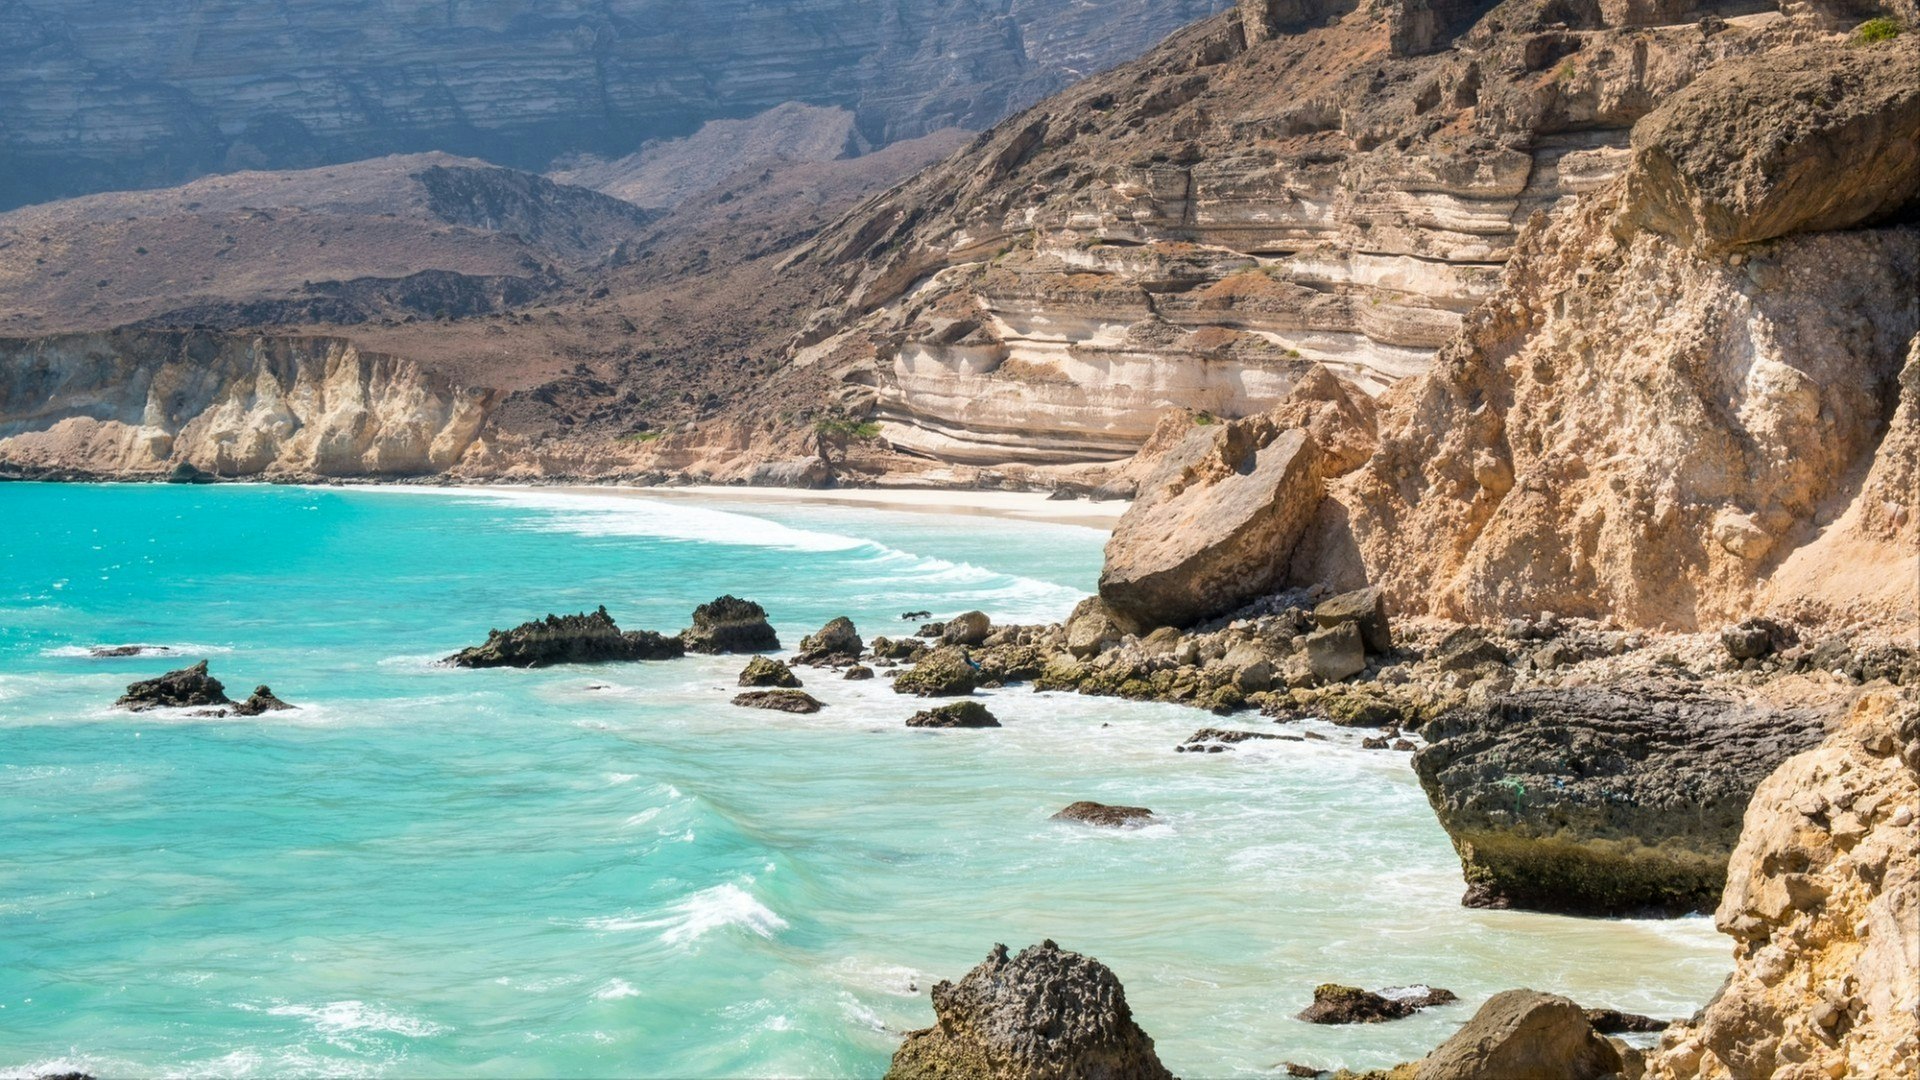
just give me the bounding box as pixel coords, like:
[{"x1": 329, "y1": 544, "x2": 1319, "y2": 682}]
[
  {"x1": 1412, "y1": 683, "x2": 1830, "y2": 915},
  {"x1": 892, "y1": 646, "x2": 982, "y2": 697},
  {"x1": 1051, "y1": 801, "x2": 1155, "y2": 827},
  {"x1": 231, "y1": 685, "x2": 294, "y2": 716},
  {"x1": 1412, "y1": 990, "x2": 1624, "y2": 1080},
  {"x1": 796, "y1": 616, "x2": 863, "y2": 665},
  {"x1": 115, "y1": 660, "x2": 231, "y2": 711},
  {"x1": 886, "y1": 941, "x2": 1173, "y2": 1080},
  {"x1": 738, "y1": 656, "x2": 802, "y2": 688},
  {"x1": 730, "y1": 689, "x2": 824, "y2": 714},
  {"x1": 681, "y1": 595, "x2": 779, "y2": 654},
  {"x1": 447, "y1": 607, "x2": 684, "y2": 668},
  {"x1": 1176, "y1": 727, "x2": 1297, "y2": 753},
  {"x1": 1297, "y1": 983, "x2": 1458, "y2": 1024},
  {"x1": 906, "y1": 700, "x2": 1001, "y2": 728}
]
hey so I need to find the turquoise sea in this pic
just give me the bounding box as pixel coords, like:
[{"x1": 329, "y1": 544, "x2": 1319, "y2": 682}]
[{"x1": 2, "y1": 484, "x2": 1730, "y2": 1078}]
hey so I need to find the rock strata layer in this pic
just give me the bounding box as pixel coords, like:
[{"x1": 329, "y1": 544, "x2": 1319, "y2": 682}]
[
  {"x1": 887, "y1": 941, "x2": 1174, "y2": 1080},
  {"x1": 1412, "y1": 684, "x2": 1830, "y2": 915}
]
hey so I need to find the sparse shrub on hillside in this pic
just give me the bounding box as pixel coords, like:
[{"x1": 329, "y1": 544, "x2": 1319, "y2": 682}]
[
  {"x1": 1856, "y1": 16, "x2": 1902, "y2": 42},
  {"x1": 814, "y1": 417, "x2": 882, "y2": 440}
]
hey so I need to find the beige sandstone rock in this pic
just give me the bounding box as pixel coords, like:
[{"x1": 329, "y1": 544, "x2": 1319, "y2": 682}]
[{"x1": 1645, "y1": 691, "x2": 1920, "y2": 1080}]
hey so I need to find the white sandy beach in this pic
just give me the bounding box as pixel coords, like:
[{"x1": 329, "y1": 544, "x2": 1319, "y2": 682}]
[{"x1": 556, "y1": 483, "x2": 1129, "y2": 529}]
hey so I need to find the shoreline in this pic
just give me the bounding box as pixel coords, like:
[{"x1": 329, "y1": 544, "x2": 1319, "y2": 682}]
[{"x1": 560, "y1": 483, "x2": 1129, "y2": 530}]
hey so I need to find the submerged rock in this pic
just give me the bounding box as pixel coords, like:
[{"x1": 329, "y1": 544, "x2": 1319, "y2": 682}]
[
  {"x1": 1176, "y1": 727, "x2": 1297, "y2": 753},
  {"x1": 738, "y1": 656, "x2": 802, "y2": 688},
  {"x1": 1051, "y1": 801, "x2": 1154, "y2": 827},
  {"x1": 1413, "y1": 991, "x2": 1622, "y2": 1080},
  {"x1": 1412, "y1": 684, "x2": 1828, "y2": 915},
  {"x1": 87, "y1": 644, "x2": 172, "y2": 658},
  {"x1": 907, "y1": 700, "x2": 1001, "y2": 728},
  {"x1": 447, "y1": 607, "x2": 684, "y2": 668},
  {"x1": 115, "y1": 660, "x2": 231, "y2": 711},
  {"x1": 1296, "y1": 983, "x2": 1456, "y2": 1024},
  {"x1": 681, "y1": 595, "x2": 779, "y2": 654},
  {"x1": 886, "y1": 941, "x2": 1173, "y2": 1080},
  {"x1": 1098, "y1": 417, "x2": 1323, "y2": 631},
  {"x1": 231, "y1": 685, "x2": 294, "y2": 716},
  {"x1": 1583, "y1": 1008, "x2": 1665, "y2": 1034},
  {"x1": 731, "y1": 689, "x2": 824, "y2": 714},
  {"x1": 892, "y1": 646, "x2": 981, "y2": 697},
  {"x1": 796, "y1": 616, "x2": 864, "y2": 664}
]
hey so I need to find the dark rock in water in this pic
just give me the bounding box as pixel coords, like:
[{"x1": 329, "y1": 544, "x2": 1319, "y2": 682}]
[
  {"x1": 900, "y1": 610, "x2": 933, "y2": 621},
  {"x1": 1051, "y1": 801, "x2": 1154, "y2": 827},
  {"x1": 886, "y1": 940, "x2": 1173, "y2": 1080},
  {"x1": 1413, "y1": 990, "x2": 1622, "y2": 1080},
  {"x1": 1296, "y1": 983, "x2": 1456, "y2": 1024},
  {"x1": 871, "y1": 636, "x2": 928, "y2": 661},
  {"x1": 731, "y1": 689, "x2": 824, "y2": 714},
  {"x1": 232, "y1": 685, "x2": 294, "y2": 716},
  {"x1": 1412, "y1": 684, "x2": 1828, "y2": 916},
  {"x1": 1390, "y1": 738, "x2": 1416, "y2": 752},
  {"x1": 796, "y1": 616, "x2": 863, "y2": 664},
  {"x1": 34, "y1": 1072, "x2": 98, "y2": 1080},
  {"x1": 907, "y1": 700, "x2": 1000, "y2": 728},
  {"x1": 88, "y1": 644, "x2": 171, "y2": 658},
  {"x1": 915, "y1": 620, "x2": 947, "y2": 638},
  {"x1": 844, "y1": 664, "x2": 875, "y2": 680},
  {"x1": 1430, "y1": 628, "x2": 1509, "y2": 672},
  {"x1": 1283, "y1": 1064, "x2": 1320, "y2": 1078},
  {"x1": 1361, "y1": 736, "x2": 1390, "y2": 750},
  {"x1": 116, "y1": 660, "x2": 231, "y2": 710},
  {"x1": 1313, "y1": 587, "x2": 1391, "y2": 653},
  {"x1": 738, "y1": 656, "x2": 802, "y2": 688},
  {"x1": 941, "y1": 610, "x2": 992, "y2": 647},
  {"x1": 1304, "y1": 622, "x2": 1366, "y2": 684},
  {"x1": 1584, "y1": 1007, "x2": 1667, "y2": 1034},
  {"x1": 1176, "y1": 727, "x2": 1297, "y2": 752},
  {"x1": 447, "y1": 607, "x2": 683, "y2": 668},
  {"x1": 167, "y1": 461, "x2": 214, "y2": 484},
  {"x1": 892, "y1": 646, "x2": 981, "y2": 697},
  {"x1": 682, "y1": 595, "x2": 779, "y2": 654},
  {"x1": 1721, "y1": 617, "x2": 1790, "y2": 661}
]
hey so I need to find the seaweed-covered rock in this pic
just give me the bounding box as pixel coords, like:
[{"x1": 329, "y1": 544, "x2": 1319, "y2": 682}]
[
  {"x1": 231, "y1": 685, "x2": 294, "y2": 716},
  {"x1": 1052, "y1": 801, "x2": 1155, "y2": 827},
  {"x1": 886, "y1": 941, "x2": 1173, "y2": 1080},
  {"x1": 1297, "y1": 983, "x2": 1457, "y2": 1024},
  {"x1": 797, "y1": 616, "x2": 864, "y2": 664},
  {"x1": 892, "y1": 646, "x2": 981, "y2": 697},
  {"x1": 115, "y1": 660, "x2": 231, "y2": 710},
  {"x1": 731, "y1": 689, "x2": 824, "y2": 714},
  {"x1": 1412, "y1": 684, "x2": 1828, "y2": 915},
  {"x1": 447, "y1": 607, "x2": 684, "y2": 668},
  {"x1": 681, "y1": 595, "x2": 779, "y2": 654},
  {"x1": 738, "y1": 656, "x2": 802, "y2": 688},
  {"x1": 907, "y1": 700, "x2": 1001, "y2": 728}
]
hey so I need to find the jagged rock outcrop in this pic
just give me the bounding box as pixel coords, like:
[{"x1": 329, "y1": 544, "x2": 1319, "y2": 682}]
[
  {"x1": 1645, "y1": 691, "x2": 1920, "y2": 1080},
  {"x1": 906, "y1": 700, "x2": 1003, "y2": 728},
  {"x1": 796, "y1": 616, "x2": 863, "y2": 665},
  {"x1": 738, "y1": 656, "x2": 802, "y2": 688},
  {"x1": 1411, "y1": 683, "x2": 1831, "y2": 914},
  {"x1": 731, "y1": 689, "x2": 825, "y2": 714},
  {"x1": 1051, "y1": 801, "x2": 1156, "y2": 827},
  {"x1": 0, "y1": 0, "x2": 1232, "y2": 210},
  {"x1": 231, "y1": 685, "x2": 295, "y2": 716},
  {"x1": 447, "y1": 607, "x2": 684, "y2": 667},
  {"x1": 680, "y1": 596, "x2": 779, "y2": 654},
  {"x1": 887, "y1": 941, "x2": 1174, "y2": 1080},
  {"x1": 114, "y1": 660, "x2": 230, "y2": 711},
  {"x1": 1297, "y1": 983, "x2": 1457, "y2": 1024},
  {"x1": 1411, "y1": 990, "x2": 1626, "y2": 1080},
  {"x1": 0, "y1": 331, "x2": 496, "y2": 479}
]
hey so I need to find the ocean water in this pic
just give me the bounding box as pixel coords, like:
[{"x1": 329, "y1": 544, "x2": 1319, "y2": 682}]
[{"x1": 0, "y1": 483, "x2": 1731, "y2": 1078}]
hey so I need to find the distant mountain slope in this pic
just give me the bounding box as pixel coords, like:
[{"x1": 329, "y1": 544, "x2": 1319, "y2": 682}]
[{"x1": 0, "y1": 0, "x2": 1230, "y2": 210}]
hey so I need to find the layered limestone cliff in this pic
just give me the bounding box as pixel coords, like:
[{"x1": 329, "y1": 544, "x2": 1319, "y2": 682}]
[
  {"x1": 0, "y1": 331, "x2": 494, "y2": 478},
  {"x1": 793, "y1": 0, "x2": 1872, "y2": 470},
  {"x1": 0, "y1": 0, "x2": 1230, "y2": 210}
]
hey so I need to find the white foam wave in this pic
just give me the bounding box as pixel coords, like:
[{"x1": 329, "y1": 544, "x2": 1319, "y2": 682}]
[
  {"x1": 448, "y1": 489, "x2": 875, "y2": 554},
  {"x1": 43, "y1": 642, "x2": 232, "y2": 659},
  {"x1": 259, "y1": 999, "x2": 448, "y2": 1039},
  {"x1": 594, "y1": 978, "x2": 641, "y2": 1000},
  {"x1": 583, "y1": 882, "x2": 788, "y2": 946}
]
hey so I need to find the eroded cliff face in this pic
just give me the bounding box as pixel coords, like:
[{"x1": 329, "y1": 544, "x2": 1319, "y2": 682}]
[
  {"x1": 0, "y1": 0, "x2": 1230, "y2": 210},
  {"x1": 1644, "y1": 691, "x2": 1919, "y2": 1080},
  {"x1": 0, "y1": 332, "x2": 495, "y2": 478},
  {"x1": 793, "y1": 0, "x2": 1862, "y2": 471}
]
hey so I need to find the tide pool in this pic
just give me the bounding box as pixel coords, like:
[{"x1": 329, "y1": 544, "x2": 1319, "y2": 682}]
[{"x1": 0, "y1": 483, "x2": 1730, "y2": 1078}]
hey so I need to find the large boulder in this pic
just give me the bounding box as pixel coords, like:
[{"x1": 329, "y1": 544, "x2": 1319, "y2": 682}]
[
  {"x1": 681, "y1": 595, "x2": 779, "y2": 654},
  {"x1": 892, "y1": 646, "x2": 982, "y2": 697},
  {"x1": 886, "y1": 941, "x2": 1174, "y2": 1080},
  {"x1": 738, "y1": 656, "x2": 802, "y2": 688},
  {"x1": 907, "y1": 700, "x2": 1002, "y2": 728},
  {"x1": 1412, "y1": 684, "x2": 1829, "y2": 915},
  {"x1": 1313, "y1": 587, "x2": 1391, "y2": 653},
  {"x1": 941, "y1": 610, "x2": 993, "y2": 647},
  {"x1": 1644, "y1": 692, "x2": 1920, "y2": 1080},
  {"x1": 1065, "y1": 597, "x2": 1124, "y2": 659},
  {"x1": 796, "y1": 616, "x2": 864, "y2": 664},
  {"x1": 447, "y1": 607, "x2": 684, "y2": 667},
  {"x1": 1414, "y1": 990, "x2": 1623, "y2": 1080},
  {"x1": 1304, "y1": 622, "x2": 1366, "y2": 684},
  {"x1": 731, "y1": 689, "x2": 824, "y2": 714},
  {"x1": 1622, "y1": 41, "x2": 1920, "y2": 254},
  {"x1": 115, "y1": 660, "x2": 231, "y2": 710},
  {"x1": 1098, "y1": 414, "x2": 1323, "y2": 630}
]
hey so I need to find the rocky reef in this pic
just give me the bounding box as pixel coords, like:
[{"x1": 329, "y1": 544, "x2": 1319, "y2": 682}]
[
  {"x1": 906, "y1": 700, "x2": 1002, "y2": 728},
  {"x1": 1412, "y1": 683, "x2": 1831, "y2": 914},
  {"x1": 114, "y1": 660, "x2": 231, "y2": 711},
  {"x1": 446, "y1": 607, "x2": 683, "y2": 667},
  {"x1": 680, "y1": 596, "x2": 779, "y2": 654},
  {"x1": 887, "y1": 941, "x2": 1173, "y2": 1080}
]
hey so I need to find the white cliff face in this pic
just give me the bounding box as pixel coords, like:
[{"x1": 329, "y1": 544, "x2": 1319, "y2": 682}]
[
  {"x1": 0, "y1": 332, "x2": 494, "y2": 478},
  {"x1": 798, "y1": 3, "x2": 1811, "y2": 470}
]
